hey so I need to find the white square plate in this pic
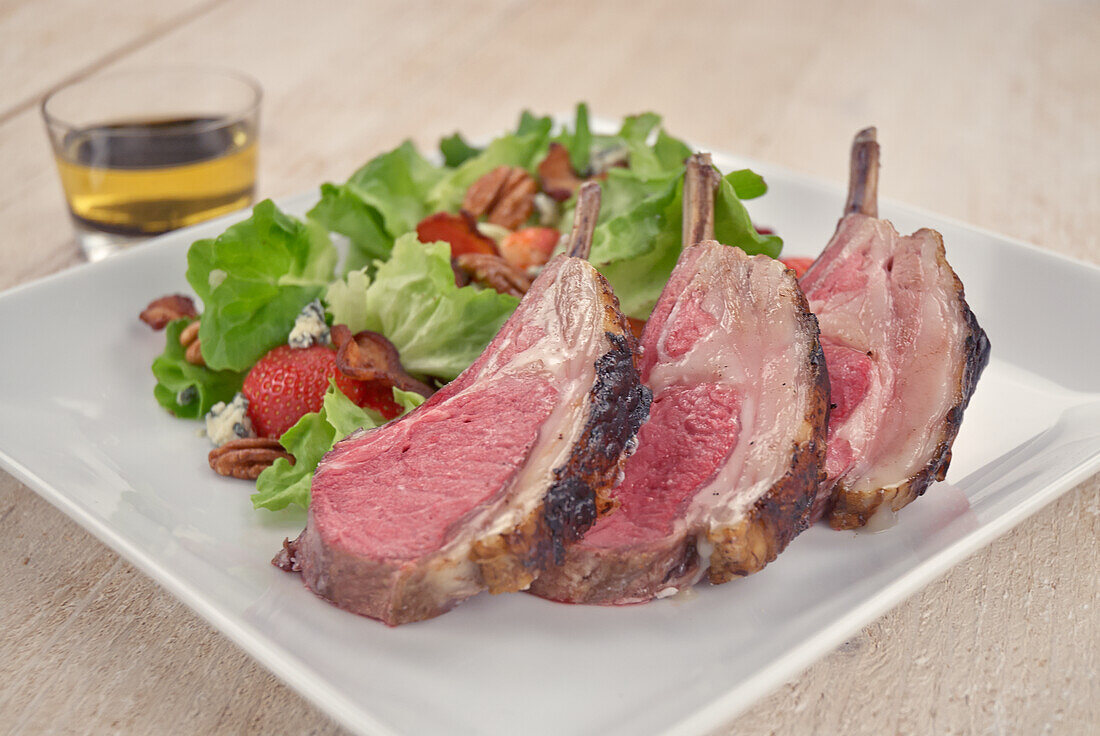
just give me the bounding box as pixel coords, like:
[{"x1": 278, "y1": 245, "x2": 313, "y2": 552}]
[{"x1": 2, "y1": 147, "x2": 1098, "y2": 736}]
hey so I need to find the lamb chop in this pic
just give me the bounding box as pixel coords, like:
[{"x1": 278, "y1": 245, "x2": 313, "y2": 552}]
[
  {"x1": 529, "y1": 155, "x2": 829, "y2": 605},
  {"x1": 278, "y1": 183, "x2": 651, "y2": 625},
  {"x1": 803, "y1": 128, "x2": 990, "y2": 529}
]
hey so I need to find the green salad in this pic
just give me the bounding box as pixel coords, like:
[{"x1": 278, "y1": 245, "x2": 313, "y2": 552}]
[{"x1": 149, "y1": 105, "x2": 783, "y2": 512}]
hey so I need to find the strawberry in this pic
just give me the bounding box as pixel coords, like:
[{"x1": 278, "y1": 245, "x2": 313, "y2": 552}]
[
  {"x1": 242, "y1": 345, "x2": 371, "y2": 438},
  {"x1": 779, "y1": 256, "x2": 815, "y2": 279},
  {"x1": 499, "y1": 227, "x2": 559, "y2": 271},
  {"x1": 358, "y1": 382, "x2": 403, "y2": 421}
]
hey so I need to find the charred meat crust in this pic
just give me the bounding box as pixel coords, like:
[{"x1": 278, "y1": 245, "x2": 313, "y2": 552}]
[
  {"x1": 544, "y1": 332, "x2": 651, "y2": 561},
  {"x1": 708, "y1": 295, "x2": 830, "y2": 581},
  {"x1": 828, "y1": 230, "x2": 991, "y2": 530},
  {"x1": 272, "y1": 534, "x2": 302, "y2": 572},
  {"x1": 473, "y1": 273, "x2": 651, "y2": 589},
  {"x1": 530, "y1": 535, "x2": 700, "y2": 605}
]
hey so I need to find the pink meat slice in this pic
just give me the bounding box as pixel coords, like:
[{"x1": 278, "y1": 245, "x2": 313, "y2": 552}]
[
  {"x1": 529, "y1": 242, "x2": 829, "y2": 605},
  {"x1": 582, "y1": 383, "x2": 742, "y2": 549},
  {"x1": 803, "y1": 213, "x2": 990, "y2": 528},
  {"x1": 282, "y1": 254, "x2": 649, "y2": 624},
  {"x1": 314, "y1": 375, "x2": 558, "y2": 561}
]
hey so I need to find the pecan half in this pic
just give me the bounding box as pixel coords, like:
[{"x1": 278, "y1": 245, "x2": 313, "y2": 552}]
[
  {"x1": 331, "y1": 325, "x2": 435, "y2": 397},
  {"x1": 178, "y1": 320, "x2": 204, "y2": 366},
  {"x1": 209, "y1": 437, "x2": 293, "y2": 480},
  {"x1": 462, "y1": 166, "x2": 537, "y2": 229},
  {"x1": 454, "y1": 253, "x2": 531, "y2": 298},
  {"x1": 140, "y1": 294, "x2": 198, "y2": 329},
  {"x1": 537, "y1": 143, "x2": 584, "y2": 202},
  {"x1": 452, "y1": 260, "x2": 472, "y2": 288}
]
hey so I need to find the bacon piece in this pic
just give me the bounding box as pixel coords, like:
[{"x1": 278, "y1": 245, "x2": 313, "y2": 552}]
[
  {"x1": 140, "y1": 294, "x2": 198, "y2": 329},
  {"x1": 416, "y1": 211, "x2": 498, "y2": 257},
  {"x1": 453, "y1": 253, "x2": 531, "y2": 297},
  {"x1": 537, "y1": 142, "x2": 584, "y2": 202},
  {"x1": 332, "y1": 325, "x2": 435, "y2": 399}
]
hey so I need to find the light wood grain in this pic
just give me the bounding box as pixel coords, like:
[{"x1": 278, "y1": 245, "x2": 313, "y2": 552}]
[
  {"x1": 1, "y1": 0, "x2": 1097, "y2": 734},
  {"x1": 0, "y1": 0, "x2": 221, "y2": 119}
]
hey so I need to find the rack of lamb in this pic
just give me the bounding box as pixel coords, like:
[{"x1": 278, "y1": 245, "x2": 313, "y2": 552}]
[
  {"x1": 802, "y1": 128, "x2": 990, "y2": 529},
  {"x1": 279, "y1": 183, "x2": 651, "y2": 624},
  {"x1": 531, "y1": 155, "x2": 829, "y2": 604}
]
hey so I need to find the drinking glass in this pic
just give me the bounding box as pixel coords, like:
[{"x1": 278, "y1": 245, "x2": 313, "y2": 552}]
[{"x1": 42, "y1": 67, "x2": 262, "y2": 261}]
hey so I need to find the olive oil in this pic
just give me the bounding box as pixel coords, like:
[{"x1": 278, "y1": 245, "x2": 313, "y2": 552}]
[{"x1": 54, "y1": 117, "x2": 257, "y2": 236}]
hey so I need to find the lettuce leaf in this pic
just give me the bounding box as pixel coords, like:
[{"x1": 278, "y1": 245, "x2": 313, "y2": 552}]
[
  {"x1": 715, "y1": 173, "x2": 782, "y2": 254},
  {"x1": 570, "y1": 112, "x2": 782, "y2": 318},
  {"x1": 186, "y1": 200, "x2": 337, "y2": 371},
  {"x1": 252, "y1": 382, "x2": 424, "y2": 511},
  {"x1": 617, "y1": 112, "x2": 661, "y2": 144},
  {"x1": 308, "y1": 141, "x2": 445, "y2": 271},
  {"x1": 595, "y1": 178, "x2": 685, "y2": 318},
  {"x1": 591, "y1": 167, "x2": 782, "y2": 319},
  {"x1": 326, "y1": 234, "x2": 518, "y2": 380},
  {"x1": 151, "y1": 318, "x2": 246, "y2": 418},
  {"x1": 426, "y1": 112, "x2": 553, "y2": 214},
  {"x1": 726, "y1": 168, "x2": 768, "y2": 200},
  {"x1": 558, "y1": 103, "x2": 591, "y2": 173},
  {"x1": 307, "y1": 183, "x2": 390, "y2": 273},
  {"x1": 439, "y1": 132, "x2": 481, "y2": 167}
]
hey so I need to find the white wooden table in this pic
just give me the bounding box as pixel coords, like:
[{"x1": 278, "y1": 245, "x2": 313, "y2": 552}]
[{"x1": 1, "y1": 1, "x2": 1097, "y2": 732}]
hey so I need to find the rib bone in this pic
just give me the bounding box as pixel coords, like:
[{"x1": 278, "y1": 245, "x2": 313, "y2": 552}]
[
  {"x1": 566, "y1": 181, "x2": 602, "y2": 260},
  {"x1": 682, "y1": 153, "x2": 720, "y2": 246},
  {"x1": 845, "y1": 127, "x2": 880, "y2": 217}
]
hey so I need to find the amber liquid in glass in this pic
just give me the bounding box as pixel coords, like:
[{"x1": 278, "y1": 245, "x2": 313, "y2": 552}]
[{"x1": 54, "y1": 117, "x2": 257, "y2": 236}]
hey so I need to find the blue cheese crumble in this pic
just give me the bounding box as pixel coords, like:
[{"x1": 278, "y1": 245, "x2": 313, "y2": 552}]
[
  {"x1": 176, "y1": 385, "x2": 198, "y2": 407},
  {"x1": 533, "y1": 192, "x2": 559, "y2": 227},
  {"x1": 205, "y1": 392, "x2": 255, "y2": 446},
  {"x1": 288, "y1": 299, "x2": 330, "y2": 348},
  {"x1": 589, "y1": 144, "x2": 629, "y2": 175}
]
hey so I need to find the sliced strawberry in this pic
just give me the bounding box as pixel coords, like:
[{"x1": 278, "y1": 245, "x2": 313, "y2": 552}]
[
  {"x1": 243, "y1": 345, "x2": 368, "y2": 438},
  {"x1": 499, "y1": 227, "x2": 559, "y2": 271},
  {"x1": 416, "y1": 211, "x2": 498, "y2": 257},
  {"x1": 779, "y1": 256, "x2": 815, "y2": 279}
]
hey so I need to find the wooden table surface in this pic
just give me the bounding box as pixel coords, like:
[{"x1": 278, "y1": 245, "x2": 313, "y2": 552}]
[{"x1": 2, "y1": 1, "x2": 1098, "y2": 733}]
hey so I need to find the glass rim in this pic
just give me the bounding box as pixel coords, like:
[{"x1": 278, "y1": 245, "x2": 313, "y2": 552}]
[{"x1": 41, "y1": 64, "x2": 263, "y2": 136}]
